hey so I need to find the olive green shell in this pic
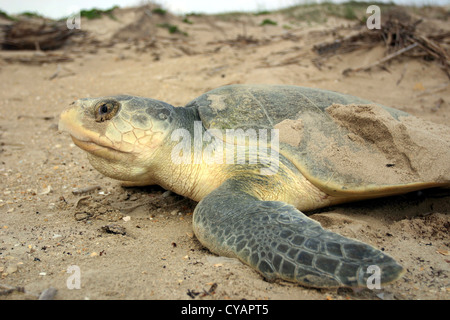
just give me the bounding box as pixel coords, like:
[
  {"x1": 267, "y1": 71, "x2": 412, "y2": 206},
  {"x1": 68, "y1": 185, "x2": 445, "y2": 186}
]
[{"x1": 186, "y1": 85, "x2": 450, "y2": 195}]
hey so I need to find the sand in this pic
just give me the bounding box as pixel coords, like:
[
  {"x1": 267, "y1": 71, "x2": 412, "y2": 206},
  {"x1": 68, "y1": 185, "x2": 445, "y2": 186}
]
[
  {"x1": 324, "y1": 103, "x2": 450, "y2": 186},
  {"x1": 0, "y1": 5, "x2": 449, "y2": 300}
]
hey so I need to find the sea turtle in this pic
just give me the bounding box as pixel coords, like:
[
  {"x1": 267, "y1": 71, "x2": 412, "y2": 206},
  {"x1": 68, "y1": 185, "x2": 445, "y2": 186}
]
[{"x1": 58, "y1": 84, "x2": 450, "y2": 288}]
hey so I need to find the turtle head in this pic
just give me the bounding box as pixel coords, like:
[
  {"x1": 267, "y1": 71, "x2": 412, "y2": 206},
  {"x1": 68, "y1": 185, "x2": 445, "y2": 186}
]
[{"x1": 59, "y1": 95, "x2": 175, "y2": 183}]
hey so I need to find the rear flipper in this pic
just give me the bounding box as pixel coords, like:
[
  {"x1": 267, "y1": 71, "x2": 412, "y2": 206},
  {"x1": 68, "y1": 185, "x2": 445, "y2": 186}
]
[{"x1": 193, "y1": 179, "x2": 405, "y2": 288}]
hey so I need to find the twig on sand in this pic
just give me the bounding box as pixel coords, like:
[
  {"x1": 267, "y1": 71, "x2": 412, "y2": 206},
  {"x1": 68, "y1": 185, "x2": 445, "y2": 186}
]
[
  {"x1": 343, "y1": 43, "x2": 418, "y2": 76},
  {"x1": 72, "y1": 185, "x2": 101, "y2": 195}
]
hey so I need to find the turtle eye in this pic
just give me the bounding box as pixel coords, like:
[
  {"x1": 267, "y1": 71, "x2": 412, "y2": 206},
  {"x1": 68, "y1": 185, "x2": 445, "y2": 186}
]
[
  {"x1": 95, "y1": 100, "x2": 120, "y2": 122},
  {"x1": 100, "y1": 104, "x2": 109, "y2": 114}
]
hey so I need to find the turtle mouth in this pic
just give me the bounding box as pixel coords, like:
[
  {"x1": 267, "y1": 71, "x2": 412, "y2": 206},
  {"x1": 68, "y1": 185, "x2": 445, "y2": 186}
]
[
  {"x1": 70, "y1": 136, "x2": 121, "y2": 155},
  {"x1": 68, "y1": 132, "x2": 130, "y2": 161}
]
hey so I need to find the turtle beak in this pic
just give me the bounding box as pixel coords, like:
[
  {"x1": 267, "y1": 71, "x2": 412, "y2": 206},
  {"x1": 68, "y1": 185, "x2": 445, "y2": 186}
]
[
  {"x1": 58, "y1": 101, "x2": 93, "y2": 143},
  {"x1": 58, "y1": 104, "x2": 73, "y2": 132},
  {"x1": 59, "y1": 104, "x2": 81, "y2": 136}
]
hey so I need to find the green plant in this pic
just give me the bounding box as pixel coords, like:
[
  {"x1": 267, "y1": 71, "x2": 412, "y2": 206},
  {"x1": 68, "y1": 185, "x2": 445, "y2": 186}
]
[
  {"x1": 157, "y1": 23, "x2": 188, "y2": 36},
  {"x1": 19, "y1": 11, "x2": 43, "y2": 18},
  {"x1": 182, "y1": 17, "x2": 193, "y2": 24},
  {"x1": 152, "y1": 8, "x2": 167, "y2": 15},
  {"x1": 0, "y1": 9, "x2": 16, "y2": 20},
  {"x1": 80, "y1": 6, "x2": 117, "y2": 20},
  {"x1": 185, "y1": 12, "x2": 203, "y2": 17},
  {"x1": 80, "y1": 9, "x2": 102, "y2": 19},
  {"x1": 260, "y1": 19, "x2": 277, "y2": 26}
]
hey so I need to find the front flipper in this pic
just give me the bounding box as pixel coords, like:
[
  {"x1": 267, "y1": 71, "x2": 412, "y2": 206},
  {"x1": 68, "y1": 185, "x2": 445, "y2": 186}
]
[{"x1": 193, "y1": 179, "x2": 405, "y2": 288}]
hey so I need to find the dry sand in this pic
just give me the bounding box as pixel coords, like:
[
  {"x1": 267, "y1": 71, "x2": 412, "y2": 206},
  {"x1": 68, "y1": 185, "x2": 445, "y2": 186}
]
[{"x1": 0, "y1": 5, "x2": 449, "y2": 300}]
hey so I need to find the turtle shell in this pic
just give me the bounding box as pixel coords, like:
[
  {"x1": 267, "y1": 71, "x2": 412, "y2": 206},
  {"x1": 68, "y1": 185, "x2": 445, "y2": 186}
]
[{"x1": 185, "y1": 85, "x2": 450, "y2": 195}]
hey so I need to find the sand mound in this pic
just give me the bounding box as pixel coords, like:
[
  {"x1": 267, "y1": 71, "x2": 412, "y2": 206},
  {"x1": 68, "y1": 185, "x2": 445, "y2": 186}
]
[{"x1": 325, "y1": 103, "x2": 450, "y2": 187}]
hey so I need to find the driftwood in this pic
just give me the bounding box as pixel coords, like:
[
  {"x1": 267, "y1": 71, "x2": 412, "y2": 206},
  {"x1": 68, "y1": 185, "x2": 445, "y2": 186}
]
[
  {"x1": 343, "y1": 42, "x2": 419, "y2": 75},
  {"x1": 1, "y1": 18, "x2": 80, "y2": 50},
  {"x1": 313, "y1": 9, "x2": 450, "y2": 78}
]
